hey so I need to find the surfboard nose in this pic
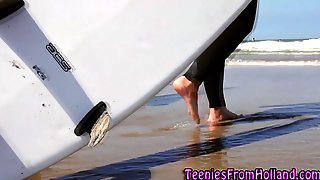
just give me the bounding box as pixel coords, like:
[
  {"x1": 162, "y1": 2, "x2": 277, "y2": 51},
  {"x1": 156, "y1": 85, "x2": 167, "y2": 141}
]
[{"x1": 0, "y1": 0, "x2": 25, "y2": 20}]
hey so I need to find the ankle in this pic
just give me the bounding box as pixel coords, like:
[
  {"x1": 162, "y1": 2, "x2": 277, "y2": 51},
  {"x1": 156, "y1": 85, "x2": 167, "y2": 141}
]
[
  {"x1": 208, "y1": 107, "x2": 240, "y2": 122},
  {"x1": 207, "y1": 107, "x2": 223, "y2": 122}
]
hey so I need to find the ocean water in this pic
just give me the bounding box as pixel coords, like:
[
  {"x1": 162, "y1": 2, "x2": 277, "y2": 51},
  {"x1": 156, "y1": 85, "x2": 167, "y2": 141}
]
[{"x1": 227, "y1": 38, "x2": 320, "y2": 66}]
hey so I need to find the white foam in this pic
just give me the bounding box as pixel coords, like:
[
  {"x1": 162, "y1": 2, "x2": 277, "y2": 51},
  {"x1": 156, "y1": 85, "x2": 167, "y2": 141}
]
[
  {"x1": 234, "y1": 51, "x2": 320, "y2": 55},
  {"x1": 227, "y1": 60, "x2": 320, "y2": 66},
  {"x1": 237, "y1": 38, "x2": 320, "y2": 52},
  {"x1": 170, "y1": 121, "x2": 192, "y2": 130}
]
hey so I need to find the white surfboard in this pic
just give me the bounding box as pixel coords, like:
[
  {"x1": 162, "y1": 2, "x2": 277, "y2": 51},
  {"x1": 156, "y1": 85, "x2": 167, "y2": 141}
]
[{"x1": 0, "y1": 0, "x2": 255, "y2": 179}]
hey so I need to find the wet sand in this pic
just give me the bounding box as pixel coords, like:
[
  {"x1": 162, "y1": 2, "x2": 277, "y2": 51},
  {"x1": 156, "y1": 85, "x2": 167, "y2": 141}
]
[{"x1": 40, "y1": 66, "x2": 320, "y2": 179}]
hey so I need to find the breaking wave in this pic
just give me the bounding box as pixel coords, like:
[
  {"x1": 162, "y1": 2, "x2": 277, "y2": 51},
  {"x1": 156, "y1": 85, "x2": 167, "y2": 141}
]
[
  {"x1": 227, "y1": 60, "x2": 320, "y2": 66},
  {"x1": 236, "y1": 38, "x2": 320, "y2": 52},
  {"x1": 227, "y1": 38, "x2": 320, "y2": 66}
]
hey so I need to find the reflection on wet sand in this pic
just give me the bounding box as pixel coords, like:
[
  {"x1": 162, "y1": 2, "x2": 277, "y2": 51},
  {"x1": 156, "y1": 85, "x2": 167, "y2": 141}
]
[
  {"x1": 42, "y1": 66, "x2": 320, "y2": 179},
  {"x1": 52, "y1": 103, "x2": 320, "y2": 179},
  {"x1": 184, "y1": 125, "x2": 229, "y2": 171}
]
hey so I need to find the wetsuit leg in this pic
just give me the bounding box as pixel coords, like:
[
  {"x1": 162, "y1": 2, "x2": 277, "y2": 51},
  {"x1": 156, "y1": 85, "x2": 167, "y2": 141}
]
[
  {"x1": 184, "y1": 0, "x2": 257, "y2": 108},
  {"x1": 0, "y1": 0, "x2": 24, "y2": 20}
]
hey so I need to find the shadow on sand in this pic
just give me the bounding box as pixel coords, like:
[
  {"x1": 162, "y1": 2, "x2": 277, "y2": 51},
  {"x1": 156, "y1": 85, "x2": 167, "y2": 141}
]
[{"x1": 54, "y1": 102, "x2": 320, "y2": 180}]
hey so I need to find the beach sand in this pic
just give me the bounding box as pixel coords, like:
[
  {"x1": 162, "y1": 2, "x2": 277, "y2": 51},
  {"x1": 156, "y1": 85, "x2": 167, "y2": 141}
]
[{"x1": 39, "y1": 66, "x2": 320, "y2": 179}]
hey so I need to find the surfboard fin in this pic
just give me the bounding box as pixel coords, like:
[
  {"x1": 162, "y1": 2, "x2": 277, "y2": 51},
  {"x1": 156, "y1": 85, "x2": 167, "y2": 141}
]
[{"x1": 74, "y1": 101, "x2": 110, "y2": 147}]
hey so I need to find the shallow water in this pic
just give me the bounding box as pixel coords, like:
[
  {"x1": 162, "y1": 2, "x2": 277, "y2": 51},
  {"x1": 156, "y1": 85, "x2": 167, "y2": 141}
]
[{"x1": 37, "y1": 66, "x2": 320, "y2": 180}]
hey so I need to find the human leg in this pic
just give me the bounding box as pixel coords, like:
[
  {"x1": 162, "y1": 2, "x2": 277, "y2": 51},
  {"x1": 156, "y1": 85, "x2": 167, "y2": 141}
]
[
  {"x1": 173, "y1": 76, "x2": 200, "y2": 123},
  {"x1": 173, "y1": 0, "x2": 257, "y2": 124},
  {"x1": 205, "y1": 0, "x2": 258, "y2": 124}
]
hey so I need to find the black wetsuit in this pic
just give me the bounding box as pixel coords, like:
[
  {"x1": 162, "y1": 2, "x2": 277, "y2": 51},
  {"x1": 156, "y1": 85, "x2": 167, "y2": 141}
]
[{"x1": 184, "y1": 0, "x2": 258, "y2": 108}]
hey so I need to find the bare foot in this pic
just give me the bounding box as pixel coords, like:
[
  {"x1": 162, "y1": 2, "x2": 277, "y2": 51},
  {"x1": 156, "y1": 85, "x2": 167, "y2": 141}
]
[
  {"x1": 173, "y1": 76, "x2": 200, "y2": 124},
  {"x1": 207, "y1": 107, "x2": 241, "y2": 126}
]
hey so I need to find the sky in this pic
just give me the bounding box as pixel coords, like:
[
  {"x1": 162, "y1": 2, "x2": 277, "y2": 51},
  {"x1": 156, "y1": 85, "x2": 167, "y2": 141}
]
[{"x1": 247, "y1": 0, "x2": 320, "y2": 40}]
